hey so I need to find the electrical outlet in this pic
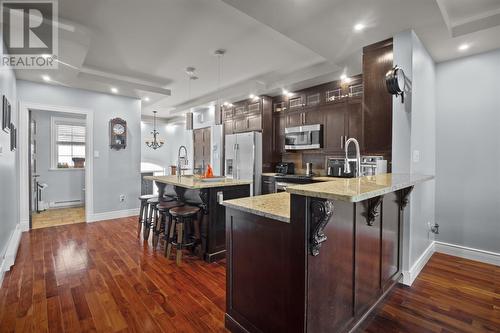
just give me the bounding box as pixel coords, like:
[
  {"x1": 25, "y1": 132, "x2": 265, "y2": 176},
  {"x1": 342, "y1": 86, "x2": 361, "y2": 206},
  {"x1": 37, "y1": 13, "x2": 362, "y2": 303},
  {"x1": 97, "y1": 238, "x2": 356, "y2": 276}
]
[
  {"x1": 412, "y1": 150, "x2": 420, "y2": 163},
  {"x1": 119, "y1": 194, "x2": 125, "y2": 202}
]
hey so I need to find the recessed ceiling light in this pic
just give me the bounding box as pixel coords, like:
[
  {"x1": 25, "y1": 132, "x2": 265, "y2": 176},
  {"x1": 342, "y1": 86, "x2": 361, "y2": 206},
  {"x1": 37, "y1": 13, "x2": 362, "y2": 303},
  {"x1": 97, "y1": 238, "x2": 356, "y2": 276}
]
[
  {"x1": 458, "y1": 43, "x2": 470, "y2": 51},
  {"x1": 283, "y1": 89, "x2": 293, "y2": 97},
  {"x1": 249, "y1": 94, "x2": 255, "y2": 99},
  {"x1": 144, "y1": 97, "x2": 150, "y2": 102},
  {"x1": 223, "y1": 101, "x2": 229, "y2": 106},
  {"x1": 42, "y1": 75, "x2": 50, "y2": 82},
  {"x1": 354, "y1": 23, "x2": 365, "y2": 32},
  {"x1": 340, "y1": 74, "x2": 347, "y2": 80},
  {"x1": 111, "y1": 87, "x2": 118, "y2": 94}
]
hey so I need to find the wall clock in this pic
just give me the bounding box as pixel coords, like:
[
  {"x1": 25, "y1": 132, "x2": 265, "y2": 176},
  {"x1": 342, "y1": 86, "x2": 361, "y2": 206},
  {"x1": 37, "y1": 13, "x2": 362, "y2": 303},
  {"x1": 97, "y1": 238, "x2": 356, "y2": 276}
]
[
  {"x1": 109, "y1": 117, "x2": 127, "y2": 150},
  {"x1": 385, "y1": 66, "x2": 406, "y2": 103}
]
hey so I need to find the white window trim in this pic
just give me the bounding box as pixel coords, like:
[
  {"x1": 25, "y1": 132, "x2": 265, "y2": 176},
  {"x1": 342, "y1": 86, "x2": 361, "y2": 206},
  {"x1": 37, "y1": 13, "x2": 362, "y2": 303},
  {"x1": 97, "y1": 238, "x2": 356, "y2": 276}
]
[{"x1": 50, "y1": 116, "x2": 87, "y2": 170}]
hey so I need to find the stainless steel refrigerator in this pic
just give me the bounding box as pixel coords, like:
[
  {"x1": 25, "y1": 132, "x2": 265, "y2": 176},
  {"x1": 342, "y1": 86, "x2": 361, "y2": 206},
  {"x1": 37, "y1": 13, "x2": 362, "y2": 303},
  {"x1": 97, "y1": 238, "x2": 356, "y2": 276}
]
[{"x1": 224, "y1": 131, "x2": 262, "y2": 196}]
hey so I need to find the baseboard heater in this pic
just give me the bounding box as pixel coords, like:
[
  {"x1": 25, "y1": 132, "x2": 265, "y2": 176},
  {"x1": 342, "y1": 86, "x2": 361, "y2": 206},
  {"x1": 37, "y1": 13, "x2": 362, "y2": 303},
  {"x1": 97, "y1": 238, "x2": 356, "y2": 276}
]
[{"x1": 49, "y1": 200, "x2": 84, "y2": 209}]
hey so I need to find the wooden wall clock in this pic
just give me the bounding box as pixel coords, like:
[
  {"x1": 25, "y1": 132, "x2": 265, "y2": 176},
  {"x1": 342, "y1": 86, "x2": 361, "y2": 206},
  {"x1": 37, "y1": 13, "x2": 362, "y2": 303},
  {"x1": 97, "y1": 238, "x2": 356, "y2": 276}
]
[{"x1": 109, "y1": 118, "x2": 127, "y2": 150}]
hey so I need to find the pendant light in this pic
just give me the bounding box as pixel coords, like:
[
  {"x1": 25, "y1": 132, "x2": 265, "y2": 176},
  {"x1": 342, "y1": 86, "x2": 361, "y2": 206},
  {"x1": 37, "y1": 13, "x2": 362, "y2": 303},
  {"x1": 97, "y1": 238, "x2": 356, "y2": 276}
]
[
  {"x1": 214, "y1": 49, "x2": 226, "y2": 125},
  {"x1": 145, "y1": 111, "x2": 164, "y2": 150},
  {"x1": 185, "y1": 67, "x2": 198, "y2": 130}
]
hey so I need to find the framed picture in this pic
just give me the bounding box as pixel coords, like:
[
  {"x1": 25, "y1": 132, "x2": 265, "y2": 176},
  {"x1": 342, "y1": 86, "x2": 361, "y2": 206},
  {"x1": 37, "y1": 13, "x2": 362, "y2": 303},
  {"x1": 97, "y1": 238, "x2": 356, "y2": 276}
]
[
  {"x1": 2, "y1": 95, "x2": 10, "y2": 133},
  {"x1": 10, "y1": 123, "x2": 16, "y2": 151}
]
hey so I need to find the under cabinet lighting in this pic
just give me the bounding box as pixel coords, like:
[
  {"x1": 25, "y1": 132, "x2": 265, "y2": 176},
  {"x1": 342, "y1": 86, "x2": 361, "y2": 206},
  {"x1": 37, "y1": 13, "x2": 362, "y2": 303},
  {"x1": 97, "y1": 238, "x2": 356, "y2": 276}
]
[
  {"x1": 111, "y1": 87, "x2": 118, "y2": 94},
  {"x1": 144, "y1": 97, "x2": 150, "y2": 102},
  {"x1": 42, "y1": 75, "x2": 50, "y2": 82}
]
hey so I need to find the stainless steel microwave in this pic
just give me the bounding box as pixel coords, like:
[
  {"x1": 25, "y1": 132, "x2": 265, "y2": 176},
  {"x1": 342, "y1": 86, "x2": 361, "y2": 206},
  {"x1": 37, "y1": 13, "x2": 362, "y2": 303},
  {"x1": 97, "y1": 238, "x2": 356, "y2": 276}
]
[{"x1": 285, "y1": 124, "x2": 323, "y2": 150}]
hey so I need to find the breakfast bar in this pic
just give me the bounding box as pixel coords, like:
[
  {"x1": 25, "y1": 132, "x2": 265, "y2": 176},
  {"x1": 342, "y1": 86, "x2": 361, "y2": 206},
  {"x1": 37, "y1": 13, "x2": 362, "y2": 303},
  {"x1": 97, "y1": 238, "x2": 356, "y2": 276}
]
[
  {"x1": 222, "y1": 173, "x2": 433, "y2": 333},
  {"x1": 145, "y1": 175, "x2": 252, "y2": 262}
]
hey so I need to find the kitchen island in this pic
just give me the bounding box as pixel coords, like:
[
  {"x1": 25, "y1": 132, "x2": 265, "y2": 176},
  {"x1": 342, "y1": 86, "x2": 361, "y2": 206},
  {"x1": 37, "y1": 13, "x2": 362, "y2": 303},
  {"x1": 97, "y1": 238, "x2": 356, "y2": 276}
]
[
  {"x1": 145, "y1": 175, "x2": 252, "y2": 262},
  {"x1": 222, "y1": 173, "x2": 433, "y2": 333}
]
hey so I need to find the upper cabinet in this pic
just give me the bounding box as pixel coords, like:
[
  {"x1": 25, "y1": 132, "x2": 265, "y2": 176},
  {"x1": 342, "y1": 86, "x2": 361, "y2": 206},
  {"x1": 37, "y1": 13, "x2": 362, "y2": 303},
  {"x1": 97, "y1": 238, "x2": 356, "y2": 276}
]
[{"x1": 362, "y1": 38, "x2": 393, "y2": 157}]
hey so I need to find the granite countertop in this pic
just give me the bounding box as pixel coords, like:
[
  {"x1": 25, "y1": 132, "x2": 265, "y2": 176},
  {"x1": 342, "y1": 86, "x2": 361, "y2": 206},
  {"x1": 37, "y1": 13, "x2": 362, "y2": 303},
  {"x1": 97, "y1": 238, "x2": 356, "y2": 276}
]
[
  {"x1": 287, "y1": 173, "x2": 434, "y2": 202},
  {"x1": 144, "y1": 175, "x2": 252, "y2": 189},
  {"x1": 222, "y1": 192, "x2": 290, "y2": 223}
]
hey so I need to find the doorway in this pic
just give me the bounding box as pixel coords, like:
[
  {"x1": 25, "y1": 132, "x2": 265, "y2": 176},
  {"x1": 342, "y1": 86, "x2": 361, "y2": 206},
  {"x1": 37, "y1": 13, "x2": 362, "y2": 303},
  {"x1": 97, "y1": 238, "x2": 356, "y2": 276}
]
[
  {"x1": 29, "y1": 109, "x2": 88, "y2": 229},
  {"x1": 19, "y1": 102, "x2": 94, "y2": 231}
]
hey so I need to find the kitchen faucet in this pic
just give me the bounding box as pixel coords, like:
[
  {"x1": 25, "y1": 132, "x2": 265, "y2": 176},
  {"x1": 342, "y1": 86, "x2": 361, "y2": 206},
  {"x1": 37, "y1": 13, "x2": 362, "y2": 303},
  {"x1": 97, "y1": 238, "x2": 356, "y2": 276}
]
[
  {"x1": 343, "y1": 138, "x2": 361, "y2": 177},
  {"x1": 177, "y1": 145, "x2": 188, "y2": 180}
]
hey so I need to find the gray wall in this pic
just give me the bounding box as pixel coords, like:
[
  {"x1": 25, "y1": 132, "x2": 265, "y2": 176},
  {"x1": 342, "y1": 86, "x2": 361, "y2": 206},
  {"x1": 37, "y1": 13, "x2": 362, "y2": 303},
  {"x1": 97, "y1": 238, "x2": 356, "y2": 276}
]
[
  {"x1": 436, "y1": 49, "x2": 500, "y2": 253},
  {"x1": 17, "y1": 80, "x2": 141, "y2": 214},
  {"x1": 0, "y1": 43, "x2": 18, "y2": 266},
  {"x1": 392, "y1": 30, "x2": 436, "y2": 273},
  {"x1": 31, "y1": 110, "x2": 86, "y2": 206},
  {"x1": 141, "y1": 120, "x2": 193, "y2": 174}
]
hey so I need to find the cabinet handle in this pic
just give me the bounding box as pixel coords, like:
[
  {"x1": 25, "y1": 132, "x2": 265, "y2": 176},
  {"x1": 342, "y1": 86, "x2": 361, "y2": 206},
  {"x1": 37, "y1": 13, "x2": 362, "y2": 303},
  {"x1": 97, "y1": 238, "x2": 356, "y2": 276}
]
[{"x1": 340, "y1": 136, "x2": 344, "y2": 149}]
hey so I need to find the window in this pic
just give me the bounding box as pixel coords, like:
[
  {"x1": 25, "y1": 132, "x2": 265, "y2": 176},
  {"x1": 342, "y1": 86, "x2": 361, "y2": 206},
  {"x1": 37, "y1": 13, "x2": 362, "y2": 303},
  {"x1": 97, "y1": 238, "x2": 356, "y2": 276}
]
[{"x1": 51, "y1": 117, "x2": 86, "y2": 169}]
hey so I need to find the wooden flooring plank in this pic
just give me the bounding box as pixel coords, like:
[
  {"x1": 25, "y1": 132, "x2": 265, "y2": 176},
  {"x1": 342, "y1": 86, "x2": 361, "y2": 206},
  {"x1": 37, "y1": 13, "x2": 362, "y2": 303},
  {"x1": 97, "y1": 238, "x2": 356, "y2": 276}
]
[{"x1": 0, "y1": 217, "x2": 498, "y2": 333}]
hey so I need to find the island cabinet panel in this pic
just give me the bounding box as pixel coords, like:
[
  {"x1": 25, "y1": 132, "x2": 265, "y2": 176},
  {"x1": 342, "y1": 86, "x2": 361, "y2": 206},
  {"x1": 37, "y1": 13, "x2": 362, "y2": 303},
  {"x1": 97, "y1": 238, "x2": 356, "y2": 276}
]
[
  {"x1": 225, "y1": 209, "x2": 306, "y2": 333},
  {"x1": 381, "y1": 192, "x2": 403, "y2": 290},
  {"x1": 306, "y1": 198, "x2": 355, "y2": 333},
  {"x1": 354, "y1": 200, "x2": 382, "y2": 316}
]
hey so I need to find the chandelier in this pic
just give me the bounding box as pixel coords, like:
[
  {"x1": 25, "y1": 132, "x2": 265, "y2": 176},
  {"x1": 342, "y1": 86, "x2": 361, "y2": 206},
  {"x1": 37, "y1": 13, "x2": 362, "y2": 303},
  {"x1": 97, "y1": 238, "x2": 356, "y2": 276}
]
[{"x1": 145, "y1": 111, "x2": 164, "y2": 150}]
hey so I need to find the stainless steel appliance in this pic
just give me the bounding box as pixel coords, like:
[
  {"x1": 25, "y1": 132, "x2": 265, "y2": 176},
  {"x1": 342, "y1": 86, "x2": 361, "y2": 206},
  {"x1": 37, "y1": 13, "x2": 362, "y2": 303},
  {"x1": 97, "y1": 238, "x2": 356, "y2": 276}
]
[
  {"x1": 274, "y1": 174, "x2": 315, "y2": 193},
  {"x1": 225, "y1": 131, "x2": 262, "y2": 195},
  {"x1": 305, "y1": 163, "x2": 313, "y2": 176},
  {"x1": 326, "y1": 158, "x2": 356, "y2": 178},
  {"x1": 285, "y1": 124, "x2": 323, "y2": 150},
  {"x1": 360, "y1": 156, "x2": 388, "y2": 176},
  {"x1": 275, "y1": 162, "x2": 295, "y2": 175}
]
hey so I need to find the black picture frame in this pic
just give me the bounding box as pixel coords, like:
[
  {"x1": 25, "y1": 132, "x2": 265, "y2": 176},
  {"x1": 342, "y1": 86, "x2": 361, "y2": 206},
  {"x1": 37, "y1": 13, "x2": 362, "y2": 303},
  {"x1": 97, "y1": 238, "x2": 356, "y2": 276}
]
[
  {"x1": 2, "y1": 95, "x2": 10, "y2": 133},
  {"x1": 10, "y1": 123, "x2": 16, "y2": 151}
]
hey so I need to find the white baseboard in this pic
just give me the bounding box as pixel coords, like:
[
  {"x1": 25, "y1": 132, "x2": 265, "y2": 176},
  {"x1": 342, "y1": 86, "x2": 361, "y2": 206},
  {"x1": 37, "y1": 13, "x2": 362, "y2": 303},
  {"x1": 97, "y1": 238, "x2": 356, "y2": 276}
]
[
  {"x1": 435, "y1": 241, "x2": 500, "y2": 267},
  {"x1": 49, "y1": 200, "x2": 84, "y2": 209},
  {"x1": 0, "y1": 224, "x2": 23, "y2": 286},
  {"x1": 87, "y1": 208, "x2": 139, "y2": 223},
  {"x1": 402, "y1": 241, "x2": 435, "y2": 286}
]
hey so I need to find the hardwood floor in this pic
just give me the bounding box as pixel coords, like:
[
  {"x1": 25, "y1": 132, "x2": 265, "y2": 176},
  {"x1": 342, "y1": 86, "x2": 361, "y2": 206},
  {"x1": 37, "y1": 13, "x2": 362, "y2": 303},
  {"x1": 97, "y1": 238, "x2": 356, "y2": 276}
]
[
  {"x1": 32, "y1": 207, "x2": 86, "y2": 230},
  {"x1": 1, "y1": 217, "x2": 498, "y2": 333},
  {"x1": 357, "y1": 252, "x2": 500, "y2": 333}
]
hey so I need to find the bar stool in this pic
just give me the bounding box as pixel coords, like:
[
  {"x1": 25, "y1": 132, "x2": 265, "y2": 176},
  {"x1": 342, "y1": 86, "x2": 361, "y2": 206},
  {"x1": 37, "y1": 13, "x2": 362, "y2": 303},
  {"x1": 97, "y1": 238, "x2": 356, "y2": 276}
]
[
  {"x1": 145, "y1": 197, "x2": 162, "y2": 240},
  {"x1": 153, "y1": 200, "x2": 184, "y2": 248},
  {"x1": 137, "y1": 194, "x2": 156, "y2": 238},
  {"x1": 166, "y1": 206, "x2": 201, "y2": 265}
]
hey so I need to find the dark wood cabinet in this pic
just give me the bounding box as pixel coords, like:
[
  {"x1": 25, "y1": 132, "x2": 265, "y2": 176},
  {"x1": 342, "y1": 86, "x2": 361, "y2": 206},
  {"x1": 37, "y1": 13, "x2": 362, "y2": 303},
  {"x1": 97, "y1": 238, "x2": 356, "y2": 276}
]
[
  {"x1": 273, "y1": 113, "x2": 286, "y2": 154},
  {"x1": 223, "y1": 120, "x2": 233, "y2": 135},
  {"x1": 324, "y1": 103, "x2": 347, "y2": 153},
  {"x1": 193, "y1": 127, "x2": 211, "y2": 172},
  {"x1": 363, "y1": 38, "x2": 393, "y2": 157},
  {"x1": 261, "y1": 175, "x2": 275, "y2": 194},
  {"x1": 355, "y1": 201, "x2": 382, "y2": 316},
  {"x1": 285, "y1": 111, "x2": 303, "y2": 127},
  {"x1": 247, "y1": 114, "x2": 262, "y2": 132}
]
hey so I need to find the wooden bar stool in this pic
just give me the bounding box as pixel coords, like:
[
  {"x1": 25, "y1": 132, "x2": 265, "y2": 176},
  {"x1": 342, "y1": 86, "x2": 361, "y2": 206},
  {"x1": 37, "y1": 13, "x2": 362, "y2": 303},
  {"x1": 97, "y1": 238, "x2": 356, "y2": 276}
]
[
  {"x1": 166, "y1": 206, "x2": 201, "y2": 265},
  {"x1": 137, "y1": 194, "x2": 156, "y2": 238},
  {"x1": 153, "y1": 200, "x2": 184, "y2": 248},
  {"x1": 145, "y1": 197, "x2": 161, "y2": 240}
]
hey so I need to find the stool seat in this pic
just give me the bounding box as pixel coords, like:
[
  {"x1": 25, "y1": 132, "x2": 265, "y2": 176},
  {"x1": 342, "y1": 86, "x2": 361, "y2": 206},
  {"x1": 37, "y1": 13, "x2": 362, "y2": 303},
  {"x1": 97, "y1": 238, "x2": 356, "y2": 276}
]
[
  {"x1": 158, "y1": 201, "x2": 184, "y2": 211},
  {"x1": 169, "y1": 205, "x2": 200, "y2": 217},
  {"x1": 160, "y1": 195, "x2": 175, "y2": 202},
  {"x1": 147, "y1": 197, "x2": 160, "y2": 204},
  {"x1": 139, "y1": 194, "x2": 156, "y2": 201}
]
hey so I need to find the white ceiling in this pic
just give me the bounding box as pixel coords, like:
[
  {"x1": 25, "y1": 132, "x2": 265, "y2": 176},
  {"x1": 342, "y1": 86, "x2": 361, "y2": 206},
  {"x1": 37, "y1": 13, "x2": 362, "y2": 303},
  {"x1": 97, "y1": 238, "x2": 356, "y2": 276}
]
[{"x1": 15, "y1": 0, "x2": 500, "y2": 118}]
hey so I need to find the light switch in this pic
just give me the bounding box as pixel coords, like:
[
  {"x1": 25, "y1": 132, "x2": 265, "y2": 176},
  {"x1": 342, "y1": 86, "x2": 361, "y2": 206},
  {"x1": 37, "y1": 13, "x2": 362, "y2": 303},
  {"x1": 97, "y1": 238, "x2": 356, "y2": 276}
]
[
  {"x1": 412, "y1": 150, "x2": 420, "y2": 163},
  {"x1": 94, "y1": 150, "x2": 100, "y2": 158}
]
